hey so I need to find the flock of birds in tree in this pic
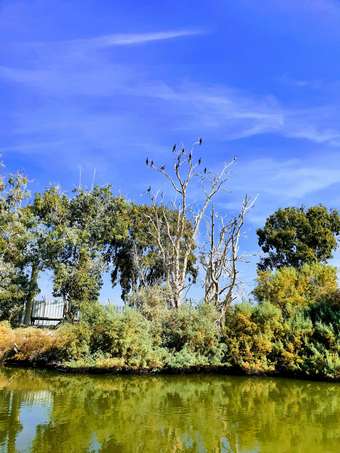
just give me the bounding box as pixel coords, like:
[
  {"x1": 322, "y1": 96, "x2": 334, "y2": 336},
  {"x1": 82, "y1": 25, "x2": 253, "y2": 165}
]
[{"x1": 145, "y1": 138, "x2": 207, "y2": 190}]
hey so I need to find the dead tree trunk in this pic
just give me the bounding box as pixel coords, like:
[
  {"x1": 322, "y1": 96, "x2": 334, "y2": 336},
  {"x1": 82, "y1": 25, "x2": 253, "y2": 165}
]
[
  {"x1": 145, "y1": 140, "x2": 235, "y2": 307},
  {"x1": 201, "y1": 195, "x2": 256, "y2": 316}
]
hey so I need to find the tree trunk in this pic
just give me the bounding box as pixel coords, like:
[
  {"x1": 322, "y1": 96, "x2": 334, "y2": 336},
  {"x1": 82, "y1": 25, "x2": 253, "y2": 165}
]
[{"x1": 23, "y1": 263, "x2": 39, "y2": 325}]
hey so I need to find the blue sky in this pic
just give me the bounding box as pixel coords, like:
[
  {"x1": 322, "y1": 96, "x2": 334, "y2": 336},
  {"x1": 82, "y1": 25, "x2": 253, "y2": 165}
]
[{"x1": 1, "y1": 0, "x2": 340, "y2": 301}]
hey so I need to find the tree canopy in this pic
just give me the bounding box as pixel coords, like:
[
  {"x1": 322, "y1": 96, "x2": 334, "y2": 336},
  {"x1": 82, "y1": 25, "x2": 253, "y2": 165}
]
[
  {"x1": 257, "y1": 205, "x2": 340, "y2": 270},
  {"x1": 109, "y1": 203, "x2": 197, "y2": 301}
]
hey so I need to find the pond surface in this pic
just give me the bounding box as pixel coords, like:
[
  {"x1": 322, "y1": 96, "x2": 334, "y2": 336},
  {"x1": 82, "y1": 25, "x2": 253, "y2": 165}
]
[{"x1": 0, "y1": 368, "x2": 339, "y2": 452}]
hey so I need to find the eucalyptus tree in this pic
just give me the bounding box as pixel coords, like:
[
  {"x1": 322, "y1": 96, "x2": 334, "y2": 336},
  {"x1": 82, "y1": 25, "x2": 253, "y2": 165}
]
[
  {"x1": 109, "y1": 203, "x2": 197, "y2": 301},
  {"x1": 0, "y1": 173, "x2": 57, "y2": 325},
  {"x1": 49, "y1": 186, "x2": 129, "y2": 317},
  {"x1": 0, "y1": 173, "x2": 34, "y2": 323}
]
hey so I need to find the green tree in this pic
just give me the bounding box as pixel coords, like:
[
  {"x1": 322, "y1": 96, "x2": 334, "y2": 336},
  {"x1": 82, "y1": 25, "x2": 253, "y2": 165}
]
[
  {"x1": 16, "y1": 186, "x2": 71, "y2": 325},
  {"x1": 0, "y1": 261, "x2": 27, "y2": 322},
  {"x1": 109, "y1": 203, "x2": 197, "y2": 301},
  {"x1": 49, "y1": 186, "x2": 129, "y2": 315},
  {"x1": 0, "y1": 173, "x2": 35, "y2": 323},
  {"x1": 257, "y1": 205, "x2": 340, "y2": 270}
]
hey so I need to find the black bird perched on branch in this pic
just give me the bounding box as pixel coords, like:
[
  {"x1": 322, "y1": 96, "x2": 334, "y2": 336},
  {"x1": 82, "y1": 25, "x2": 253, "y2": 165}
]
[
  {"x1": 204, "y1": 167, "x2": 207, "y2": 174},
  {"x1": 147, "y1": 186, "x2": 151, "y2": 192},
  {"x1": 198, "y1": 158, "x2": 201, "y2": 165},
  {"x1": 181, "y1": 148, "x2": 185, "y2": 154},
  {"x1": 172, "y1": 144, "x2": 176, "y2": 152},
  {"x1": 160, "y1": 165, "x2": 165, "y2": 170},
  {"x1": 199, "y1": 137, "x2": 203, "y2": 145},
  {"x1": 150, "y1": 160, "x2": 154, "y2": 167},
  {"x1": 146, "y1": 157, "x2": 149, "y2": 166},
  {"x1": 188, "y1": 153, "x2": 192, "y2": 161}
]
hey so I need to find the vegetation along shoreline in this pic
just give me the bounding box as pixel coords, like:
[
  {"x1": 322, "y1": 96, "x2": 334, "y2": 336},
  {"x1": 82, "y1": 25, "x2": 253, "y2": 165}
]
[
  {"x1": 0, "y1": 142, "x2": 339, "y2": 383},
  {"x1": 2, "y1": 362, "x2": 339, "y2": 383}
]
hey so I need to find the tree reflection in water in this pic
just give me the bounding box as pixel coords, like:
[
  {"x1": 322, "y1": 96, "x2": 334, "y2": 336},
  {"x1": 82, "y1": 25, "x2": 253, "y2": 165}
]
[{"x1": 0, "y1": 368, "x2": 339, "y2": 452}]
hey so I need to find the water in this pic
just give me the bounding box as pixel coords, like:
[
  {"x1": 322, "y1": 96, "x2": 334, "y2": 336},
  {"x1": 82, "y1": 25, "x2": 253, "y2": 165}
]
[{"x1": 0, "y1": 368, "x2": 339, "y2": 452}]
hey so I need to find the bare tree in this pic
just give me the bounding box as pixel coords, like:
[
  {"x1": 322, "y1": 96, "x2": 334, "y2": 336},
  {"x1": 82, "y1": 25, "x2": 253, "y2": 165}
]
[
  {"x1": 201, "y1": 195, "x2": 256, "y2": 317},
  {"x1": 145, "y1": 140, "x2": 235, "y2": 308}
]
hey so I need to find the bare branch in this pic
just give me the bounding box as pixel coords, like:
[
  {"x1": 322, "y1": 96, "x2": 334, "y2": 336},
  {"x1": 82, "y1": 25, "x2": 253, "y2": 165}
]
[{"x1": 145, "y1": 141, "x2": 238, "y2": 308}]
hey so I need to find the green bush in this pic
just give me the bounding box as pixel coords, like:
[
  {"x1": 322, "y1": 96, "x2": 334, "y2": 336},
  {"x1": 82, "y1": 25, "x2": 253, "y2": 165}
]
[
  {"x1": 53, "y1": 322, "x2": 91, "y2": 361},
  {"x1": 254, "y1": 263, "x2": 337, "y2": 312},
  {"x1": 160, "y1": 304, "x2": 225, "y2": 366},
  {"x1": 223, "y1": 302, "x2": 283, "y2": 374},
  {"x1": 81, "y1": 302, "x2": 166, "y2": 368},
  {"x1": 0, "y1": 284, "x2": 339, "y2": 380},
  {"x1": 111, "y1": 309, "x2": 166, "y2": 368}
]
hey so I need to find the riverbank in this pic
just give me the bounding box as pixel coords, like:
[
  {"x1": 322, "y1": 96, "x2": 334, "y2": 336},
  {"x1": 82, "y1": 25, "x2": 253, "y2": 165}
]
[
  {"x1": 2, "y1": 362, "x2": 339, "y2": 383},
  {"x1": 1, "y1": 299, "x2": 339, "y2": 382}
]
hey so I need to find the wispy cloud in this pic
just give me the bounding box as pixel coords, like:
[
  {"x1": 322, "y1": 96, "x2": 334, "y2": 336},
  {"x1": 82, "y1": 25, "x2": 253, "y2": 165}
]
[
  {"x1": 233, "y1": 156, "x2": 340, "y2": 199},
  {"x1": 136, "y1": 82, "x2": 340, "y2": 145},
  {"x1": 55, "y1": 29, "x2": 204, "y2": 48},
  {"x1": 0, "y1": 140, "x2": 66, "y2": 154},
  {"x1": 221, "y1": 154, "x2": 340, "y2": 232},
  {"x1": 2, "y1": 58, "x2": 340, "y2": 147},
  {"x1": 2, "y1": 25, "x2": 340, "y2": 148}
]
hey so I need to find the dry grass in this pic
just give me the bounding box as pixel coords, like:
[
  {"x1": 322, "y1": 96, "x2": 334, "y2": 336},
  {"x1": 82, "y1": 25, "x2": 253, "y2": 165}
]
[
  {"x1": 13, "y1": 327, "x2": 57, "y2": 361},
  {"x1": 0, "y1": 322, "x2": 16, "y2": 360},
  {"x1": 0, "y1": 322, "x2": 57, "y2": 362},
  {"x1": 0, "y1": 322, "x2": 89, "y2": 364}
]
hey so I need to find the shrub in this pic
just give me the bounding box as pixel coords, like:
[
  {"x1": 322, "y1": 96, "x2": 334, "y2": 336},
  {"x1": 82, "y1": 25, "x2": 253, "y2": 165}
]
[
  {"x1": 161, "y1": 304, "x2": 225, "y2": 366},
  {"x1": 112, "y1": 309, "x2": 166, "y2": 368},
  {"x1": 254, "y1": 263, "x2": 337, "y2": 311},
  {"x1": 12, "y1": 327, "x2": 56, "y2": 361},
  {"x1": 81, "y1": 302, "x2": 166, "y2": 368},
  {"x1": 0, "y1": 321, "x2": 92, "y2": 363},
  {"x1": 53, "y1": 322, "x2": 91, "y2": 361},
  {"x1": 165, "y1": 347, "x2": 209, "y2": 369},
  {"x1": 277, "y1": 312, "x2": 313, "y2": 373},
  {"x1": 0, "y1": 288, "x2": 338, "y2": 380},
  {"x1": 307, "y1": 296, "x2": 340, "y2": 333},
  {"x1": 223, "y1": 302, "x2": 283, "y2": 374}
]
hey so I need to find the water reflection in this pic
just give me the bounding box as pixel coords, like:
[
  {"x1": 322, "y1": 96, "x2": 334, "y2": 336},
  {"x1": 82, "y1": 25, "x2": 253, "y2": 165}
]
[{"x1": 0, "y1": 368, "x2": 339, "y2": 452}]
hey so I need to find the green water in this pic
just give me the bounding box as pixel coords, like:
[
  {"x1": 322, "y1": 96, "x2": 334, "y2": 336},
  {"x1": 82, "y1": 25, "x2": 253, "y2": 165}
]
[{"x1": 0, "y1": 368, "x2": 339, "y2": 453}]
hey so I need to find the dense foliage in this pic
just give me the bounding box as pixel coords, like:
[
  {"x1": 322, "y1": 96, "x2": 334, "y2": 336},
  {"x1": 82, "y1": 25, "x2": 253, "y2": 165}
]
[
  {"x1": 257, "y1": 206, "x2": 340, "y2": 270},
  {"x1": 0, "y1": 157, "x2": 339, "y2": 381},
  {"x1": 0, "y1": 176, "x2": 197, "y2": 322},
  {"x1": 0, "y1": 278, "x2": 339, "y2": 379}
]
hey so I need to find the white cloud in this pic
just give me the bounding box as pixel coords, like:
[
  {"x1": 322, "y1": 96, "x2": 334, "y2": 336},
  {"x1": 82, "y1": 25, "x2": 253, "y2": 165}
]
[
  {"x1": 144, "y1": 83, "x2": 340, "y2": 145},
  {"x1": 2, "y1": 27, "x2": 340, "y2": 148},
  {"x1": 214, "y1": 154, "x2": 340, "y2": 236},
  {"x1": 58, "y1": 29, "x2": 204, "y2": 48},
  {"x1": 3, "y1": 59, "x2": 340, "y2": 150},
  {"x1": 233, "y1": 156, "x2": 340, "y2": 199},
  {"x1": 0, "y1": 140, "x2": 65, "y2": 154}
]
